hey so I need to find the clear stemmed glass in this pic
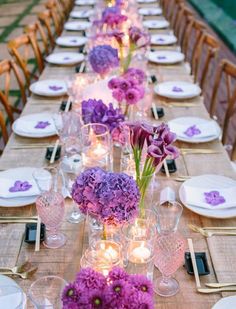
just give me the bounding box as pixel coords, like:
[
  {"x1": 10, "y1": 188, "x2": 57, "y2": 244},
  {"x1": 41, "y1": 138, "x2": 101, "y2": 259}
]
[
  {"x1": 0, "y1": 285, "x2": 24, "y2": 309},
  {"x1": 28, "y1": 276, "x2": 67, "y2": 308},
  {"x1": 60, "y1": 159, "x2": 84, "y2": 224},
  {"x1": 153, "y1": 201, "x2": 186, "y2": 297}
]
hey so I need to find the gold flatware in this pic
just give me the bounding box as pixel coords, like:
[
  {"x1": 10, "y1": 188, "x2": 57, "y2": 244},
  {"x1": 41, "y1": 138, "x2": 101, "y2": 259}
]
[
  {"x1": 0, "y1": 216, "x2": 38, "y2": 220},
  {"x1": 181, "y1": 149, "x2": 221, "y2": 154},
  {"x1": 172, "y1": 176, "x2": 191, "y2": 182},
  {"x1": 79, "y1": 61, "x2": 86, "y2": 73},
  {"x1": 188, "y1": 224, "x2": 236, "y2": 237},
  {"x1": 35, "y1": 216, "x2": 41, "y2": 252},
  {"x1": 0, "y1": 267, "x2": 38, "y2": 279},
  {"x1": 205, "y1": 283, "x2": 236, "y2": 288},
  {"x1": 198, "y1": 287, "x2": 236, "y2": 294},
  {"x1": 0, "y1": 261, "x2": 31, "y2": 274},
  {"x1": 10, "y1": 144, "x2": 51, "y2": 149},
  {"x1": 187, "y1": 238, "x2": 201, "y2": 289},
  {"x1": 0, "y1": 219, "x2": 38, "y2": 224},
  {"x1": 162, "y1": 102, "x2": 198, "y2": 108},
  {"x1": 50, "y1": 139, "x2": 59, "y2": 164},
  {"x1": 189, "y1": 224, "x2": 236, "y2": 230}
]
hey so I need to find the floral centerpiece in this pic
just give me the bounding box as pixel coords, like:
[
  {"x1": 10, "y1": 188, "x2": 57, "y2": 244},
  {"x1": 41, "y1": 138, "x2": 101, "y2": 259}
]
[
  {"x1": 72, "y1": 167, "x2": 139, "y2": 231},
  {"x1": 89, "y1": 45, "x2": 119, "y2": 78},
  {"x1": 81, "y1": 98, "x2": 124, "y2": 133},
  {"x1": 108, "y1": 68, "x2": 146, "y2": 116},
  {"x1": 113, "y1": 122, "x2": 179, "y2": 212},
  {"x1": 101, "y1": 6, "x2": 127, "y2": 30},
  {"x1": 62, "y1": 267, "x2": 154, "y2": 308}
]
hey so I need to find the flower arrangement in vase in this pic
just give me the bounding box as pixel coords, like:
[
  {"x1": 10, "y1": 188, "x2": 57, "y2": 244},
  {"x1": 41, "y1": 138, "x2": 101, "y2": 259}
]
[{"x1": 62, "y1": 267, "x2": 154, "y2": 308}]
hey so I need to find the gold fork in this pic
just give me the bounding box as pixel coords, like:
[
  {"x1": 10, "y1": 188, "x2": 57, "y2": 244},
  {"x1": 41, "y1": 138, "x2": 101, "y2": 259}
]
[
  {"x1": 198, "y1": 287, "x2": 236, "y2": 294},
  {"x1": 188, "y1": 224, "x2": 236, "y2": 237},
  {"x1": 181, "y1": 148, "x2": 221, "y2": 155},
  {"x1": 0, "y1": 267, "x2": 38, "y2": 279},
  {"x1": 0, "y1": 261, "x2": 31, "y2": 274}
]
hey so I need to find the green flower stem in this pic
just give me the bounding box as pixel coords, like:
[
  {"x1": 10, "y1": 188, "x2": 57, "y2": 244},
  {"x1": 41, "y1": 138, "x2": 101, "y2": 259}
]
[
  {"x1": 122, "y1": 42, "x2": 136, "y2": 72},
  {"x1": 102, "y1": 224, "x2": 107, "y2": 240}
]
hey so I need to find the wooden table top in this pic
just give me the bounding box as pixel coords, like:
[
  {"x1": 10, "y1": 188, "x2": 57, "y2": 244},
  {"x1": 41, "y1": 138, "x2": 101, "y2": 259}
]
[{"x1": 0, "y1": 4, "x2": 236, "y2": 309}]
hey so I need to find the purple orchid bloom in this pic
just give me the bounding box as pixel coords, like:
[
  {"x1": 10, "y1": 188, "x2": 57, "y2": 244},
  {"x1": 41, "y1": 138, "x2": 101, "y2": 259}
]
[
  {"x1": 34, "y1": 121, "x2": 51, "y2": 129},
  {"x1": 184, "y1": 125, "x2": 201, "y2": 137},
  {"x1": 204, "y1": 191, "x2": 226, "y2": 206},
  {"x1": 9, "y1": 180, "x2": 32, "y2": 193},
  {"x1": 172, "y1": 86, "x2": 183, "y2": 92},
  {"x1": 49, "y1": 85, "x2": 63, "y2": 91}
]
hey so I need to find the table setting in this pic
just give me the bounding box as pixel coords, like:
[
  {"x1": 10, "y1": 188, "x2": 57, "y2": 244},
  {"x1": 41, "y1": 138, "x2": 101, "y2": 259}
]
[{"x1": 1, "y1": 0, "x2": 236, "y2": 308}]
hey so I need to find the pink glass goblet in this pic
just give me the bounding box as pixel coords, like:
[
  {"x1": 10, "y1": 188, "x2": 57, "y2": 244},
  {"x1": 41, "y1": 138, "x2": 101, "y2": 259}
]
[{"x1": 36, "y1": 191, "x2": 66, "y2": 249}]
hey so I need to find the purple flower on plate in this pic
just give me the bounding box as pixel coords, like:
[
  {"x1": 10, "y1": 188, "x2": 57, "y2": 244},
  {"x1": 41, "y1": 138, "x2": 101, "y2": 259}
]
[
  {"x1": 49, "y1": 85, "x2": 63, "y2": 91},
  {"x1": 204, "y1": 191, "x2": 226, "y2": 206},
  {"x1": 157, "y1": 56, "x2": 166, "y2": 60},
  {"x1": 34, "y1": 121, "x2": 51, "y2": 129},
  {"x1": 172, "y1": 86, "x2": 183, "y2": 93},
  {"x1": 184, "y1": 125, "x2": 201, "y2": 137},
  {"x1": 157, "y1": 38, "x2": 165, "y2": 42},
  {"x1": 9, "y1": 180, "x2": 32, "y2": 193},
  {"x1": 63, "y1": 57, "x2": 71, "y2": 60},
  {"x1": 70, "y1": 39, "x2": 77, "y2": 43}
]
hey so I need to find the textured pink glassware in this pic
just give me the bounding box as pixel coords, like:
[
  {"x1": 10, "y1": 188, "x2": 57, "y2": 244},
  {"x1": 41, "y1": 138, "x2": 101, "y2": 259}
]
[
  {"x1": 153, "y1": 201, "x2": 186, "y2": 297},
  {"x1": 36, "y1": 191, "x2": 66, "y2": 249}
]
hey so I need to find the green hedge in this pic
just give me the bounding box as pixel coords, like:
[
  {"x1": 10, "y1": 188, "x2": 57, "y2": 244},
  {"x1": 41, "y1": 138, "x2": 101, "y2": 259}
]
[{"x1": 188, "y1": 0, "x2": 236, "y2": 54}]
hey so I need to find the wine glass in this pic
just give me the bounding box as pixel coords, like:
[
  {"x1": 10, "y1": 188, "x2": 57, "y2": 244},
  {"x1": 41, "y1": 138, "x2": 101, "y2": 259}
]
[
  {"x1": 0, "y1": 285, "x2": 24, "y2": 309},
  {"x1": 28, "y1": 276, "x2": 67, "y2": 308},
  {"x1": 153, "y1": 202, "x2": 186, "y2": 297},
  {"x1": 36, "y1": 190, "x2": 66, "y2": 249},
  {"x1": 60, "y1": 158, "x2": 84, "y2": 224}
]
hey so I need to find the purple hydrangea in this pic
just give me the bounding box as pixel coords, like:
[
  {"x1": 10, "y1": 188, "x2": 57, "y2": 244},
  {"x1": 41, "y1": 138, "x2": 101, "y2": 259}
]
[
  {"x1": 89, "y1": 45, "x2": 119, "y2": 76},
  {"x1": 82, "y1": 99, "x2": 124, "y2": 133},
  {"x1": 62, "y1": 267, "x2": 154, "y2": 309},
  {"x1": 72, "y1": 168, "x2": 139, "y2": 225},
  {"x1": 101, "y1": 6, "x2": 127, "y2": 28}
]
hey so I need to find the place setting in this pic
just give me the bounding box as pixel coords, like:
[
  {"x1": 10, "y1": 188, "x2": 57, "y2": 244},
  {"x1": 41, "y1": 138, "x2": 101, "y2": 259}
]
[
  {"x1": 29, "y1": 79, "x2": 67, "y2": 97},
  {"x1": 143, "y1": 19, "x2": 170, "y2": 29},
  {"x1": 45, "y1": 52, "x2": 85, "y2": 66},
  {"x1": 138, "y1": 7, "x2": 162, "y2": 16},
  {"x1": 168, "y1": 117, "x2": 221, "y2": 143},
  {"x1": 151, "y1": 33, "x2": 177, "y2": 45},
  {"x1": 75, "y1": 0, "x2": 95, "y2": 5},
  {"x1": 148, "y1": 50, "x2": 185, "y2": 64},
  {"x1": 69, "y1": 9, "x2": 94, "y2": 19},
  {"x1": 55, "y1": 35, "x2": 87, "y2": 47},
  {"x1": 64, "y1": 20, "x2": 92, "y2": 31}
]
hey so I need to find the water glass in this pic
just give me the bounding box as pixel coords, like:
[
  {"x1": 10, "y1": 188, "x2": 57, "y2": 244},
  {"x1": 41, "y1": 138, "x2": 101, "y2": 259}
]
[
  {"x1": 81, "y1": 123, "x2": 111, "y2": 170},
  {"x1": 28, "y1": 276, "x2": 67, "y2": 308},
  {"x1": 0, "y1": 285, "x2": 24, "y2": 309},
  {"x1": 36, "y1": 191, "x2": 66, "y2": 249}
]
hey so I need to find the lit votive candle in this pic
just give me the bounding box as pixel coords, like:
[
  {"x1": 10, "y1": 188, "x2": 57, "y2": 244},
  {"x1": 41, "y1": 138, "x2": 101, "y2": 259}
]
[{"x1": 129, "y1": 242, "x2": 151, "y2": 263}]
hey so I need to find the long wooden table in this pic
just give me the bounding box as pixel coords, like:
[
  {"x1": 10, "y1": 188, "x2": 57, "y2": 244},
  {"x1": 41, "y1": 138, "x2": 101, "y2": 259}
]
[{"x1": 1, "y1": 2, "x2": 236, "y2": 308}]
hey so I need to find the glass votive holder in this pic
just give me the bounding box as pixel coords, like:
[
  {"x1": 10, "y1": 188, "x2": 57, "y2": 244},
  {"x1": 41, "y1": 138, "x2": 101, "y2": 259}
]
[
  {"x1": 81, "y1": 123, "x2": 111, "y2": 170},
  {"x1": 122, "y1": 218, "x2": 157, "y2": 280},
  {"x1": 80, "y1": 240, "x2": 122, "y2": 276}
]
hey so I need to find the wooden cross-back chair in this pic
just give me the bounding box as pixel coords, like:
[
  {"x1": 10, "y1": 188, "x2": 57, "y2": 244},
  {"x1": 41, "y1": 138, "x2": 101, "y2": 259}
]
[
  {"x1": 0, "y1": 110, "x2": 9, "y2": 151},
  {"x1": 169, "y1": 0, "x2": 185, "y2": 29},
  {"x1": 209, "y1": 59, "x2": 236, "y2": 160},
  {"x1": 160, "y1": 0, "x2": 184, "y2": 22},
  {"x1": 182, "y1": 16, "x2": 206, "y2": 65},
  {"x1": 192, "y1": 32, "x2": 219, "y2": 91},
  {"x1": 7, "y1": 33, "x2": 44, "y2": 89},
  {"x1": 58, "y1": 0, "x2": 73, "y2": 18},
  {"x1": 44, "y1": 0, "x2": 65, "y2": 35},
  {"x1": 173, "y1": 3, "x2": 194, "y2": 45},
  {"x1": 24, "y1": 21, "x2": 52, "y2": 56},
  {"x1": 0, "y1": 59, "x2": 27, "y2": 124}
]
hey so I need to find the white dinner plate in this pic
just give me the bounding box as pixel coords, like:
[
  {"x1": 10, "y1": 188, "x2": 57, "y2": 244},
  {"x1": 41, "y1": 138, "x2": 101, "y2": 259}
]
[
  {"x1": 0, "y1": 167, "x2": 41, "y2": 207},
  {"x1": 148, "y1": 50, "x2": 185, "y2": 64},
  {"x1": 137, "y1": 0, "x2": 157, "y2": 3},
  {"x1": 143, "y1": 19, "x2": 169, "y2": 29},
  {"x1": 151, "y1": 34, "x2": 177, "y2": 45},
  {"x1": 30, "y1": 79, "x2": 67, "y2": 97},
  {"x1": 154, "y1": 81, "x2": 201, "y2": 99},
  {"x1": 64, "y1": 21, "x2": 91, "y2": 31},
  {"x1": 212, "y1": 296, "x2": 236, "y2": 309},
  {"x1": 179, "y1": 175, "x2": 236, "y2": 219},
  {"x1": 139, "y1": 7, "x2": 162, "y2": 15},
  {"x1": 12, "y1": 112, "x2": 57, "y2": 138},
  {"x1": 70, "y1": 9, "x2": 94, "y2": 18},
  {"x1": 168, "y1": 117, "x2": 221, "y2": 143},
  {"x1": 45, "y1": 52, "x2": 84, "y2": 65},
  {"x1": 0, "y1": 275, "x2": 26, "y2": 308},
  {"x1": 75, "y1": 0, "x2": 95, "y2": 5},
  {"x1": 56, "y1": 36, "x2": 87, "y2": 47}
]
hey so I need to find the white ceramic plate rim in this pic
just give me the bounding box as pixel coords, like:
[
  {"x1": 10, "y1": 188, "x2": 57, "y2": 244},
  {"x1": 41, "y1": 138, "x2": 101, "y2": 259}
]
[
  {"x1": 168, "y1": 117, "x2": 221, "y2": 143},
  {"x1": 139, "y1": 7, "x2": 162, "y2": 15},
  {"x1": 151, "y1": 34, "x2": 177, "y2": 45},
  {"x1": 64, "y1": 21, "x2": 91, "y2": 30},
  {"x1": 212, "y1": 295, "x2": 236, "y2": 309},
  {"x1": 12, "y1": 112, "x2": 57, "y2": 138},
  {"x1": 179, "y1": 175, "x2": 236, "y2": 219},
  {"x1": 148, "y1": 51, "x2": 185, "y2": 64},
  {"x1": 0, "y1": 167, "x2": 40, "y2": 207},
  {"x1": 45, "y1": 52, "x2": 84, "y2": 65},
  {"x1": 0, "y1": 275, "x2": 27, "y2": 308},
  {"x1": 75, "y1": 0, "x2": 95, "y2": 4},
  {"x1": 55, "y1": 36, "x2": 87, "y2": 47},
  {"x1": 29, "y1": 80, "x2": 66, "y2": 97},
  {"x1": 70, "y1": 10, "x2": 93, "y2": 18},
  {"x1": 154, "y1": 81, "x2": 201, "y2": 99}
]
